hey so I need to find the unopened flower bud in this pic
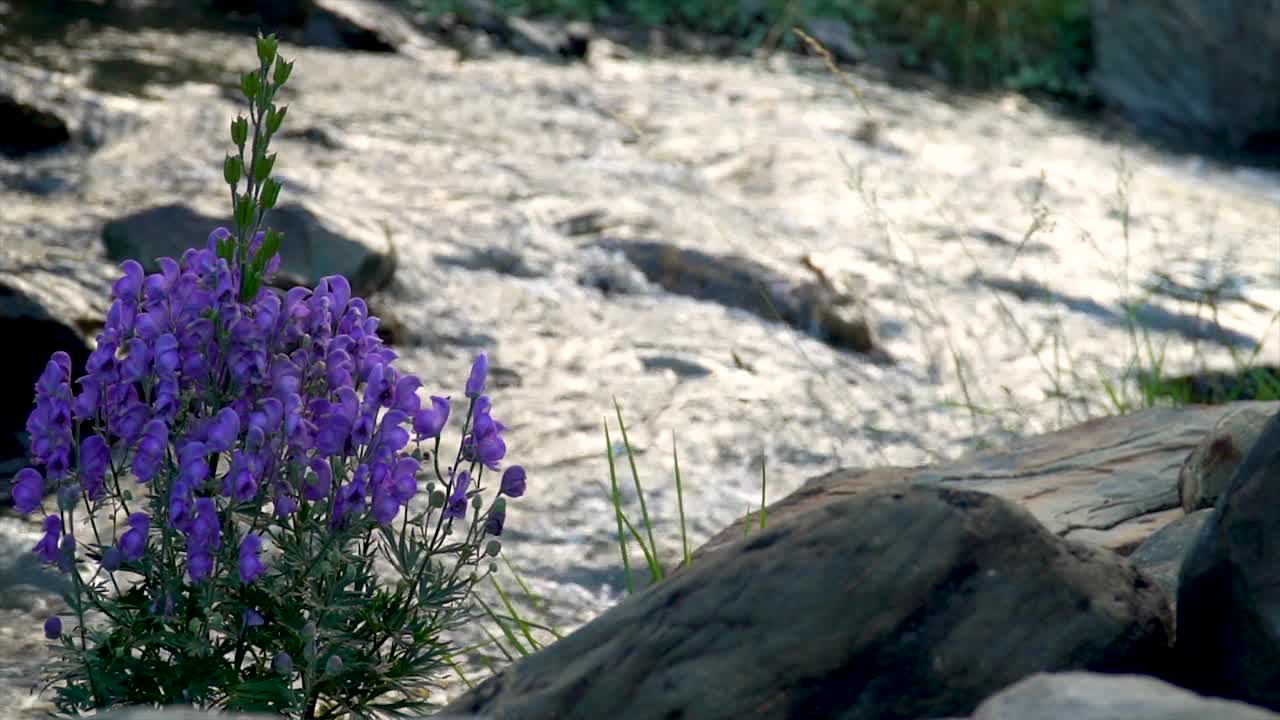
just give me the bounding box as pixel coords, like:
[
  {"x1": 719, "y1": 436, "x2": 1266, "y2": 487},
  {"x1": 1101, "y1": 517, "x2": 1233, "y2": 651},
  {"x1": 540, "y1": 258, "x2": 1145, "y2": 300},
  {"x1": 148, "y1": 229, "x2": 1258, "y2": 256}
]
[
  {"x1": 430, "y1": 489, "x2": 445, "y2": 508},
  {"x1": 273, "y1": 651, "x2": 293, "y2": 676},
  {"x1": 303, "y1": 638, "x2": 316, "y2": 664},
  {"x1": 223, "y1": 154, "x2": 242, "y2": 186},
  {"x1": 256, "y1": 34, "x2": 278, "y2": 67},
  {"x1": 231, "y1": 116, "x2": 249, "y2": 146},
  {"x1": 43, "y1": 616, "x2": 62, "y2": 640},
  {"x1": 324, "y1": 654, "x2": 343, "y2": 676},
  {"x1": 485, "y1": 539, "x2": 501, "y2": 557},
  {"x1": 240, "y1": 70, "x2": 261, "y2": 100},
  {"x1": 471, "y1": 494, "x2": 483, "y2": 511},
  {"x1": 300, "y1": 620, "x2": 316, "y2": 641},
  {"x1": 57, "y1": 484, "x2": 78, "y2": 510},
  {"x1": 273, "y1": 58, "x2": 294, "y2": 86}
]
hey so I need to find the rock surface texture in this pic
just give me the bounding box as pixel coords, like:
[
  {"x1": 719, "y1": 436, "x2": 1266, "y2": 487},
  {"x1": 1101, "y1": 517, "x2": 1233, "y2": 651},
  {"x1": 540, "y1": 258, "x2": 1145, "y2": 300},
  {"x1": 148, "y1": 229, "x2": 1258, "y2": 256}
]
[
  {"x1": 1128, "y1": 508, "x2": 1214, "y2": 605},
  {"x1": 444, "y1": 485, "x2": 1173, "y2": 720}
]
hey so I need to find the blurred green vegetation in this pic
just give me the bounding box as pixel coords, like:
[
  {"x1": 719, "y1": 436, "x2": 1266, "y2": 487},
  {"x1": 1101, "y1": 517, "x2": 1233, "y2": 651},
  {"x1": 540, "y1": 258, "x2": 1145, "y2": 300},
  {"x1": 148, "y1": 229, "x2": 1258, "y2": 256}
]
[{"x1": 406, "y1": 0, "x2": 1094, "y2": 99}]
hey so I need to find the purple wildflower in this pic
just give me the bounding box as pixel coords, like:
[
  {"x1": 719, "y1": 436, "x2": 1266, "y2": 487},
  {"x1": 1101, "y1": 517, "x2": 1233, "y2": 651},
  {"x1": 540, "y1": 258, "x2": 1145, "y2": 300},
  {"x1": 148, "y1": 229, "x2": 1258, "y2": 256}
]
[
  {"x1": 78, "y1": 434, "x2": 110, "y2": 500},
  {"x1": 119, "y1": 512, "x2": 149, "y2": 562},
  {"x1": 239, "y1": 533, "x2": 265, "y2": 584},
  {"x1": 132, "y1": 420, "x2": 168, "y2": 483},
  {"x1": 442, "y1": 470, "x2": 471, "y2": 521},
  {"x1": 11, "y1": 467, "x2": 44, "y2": 515},
  {"x1": 188, "y1": 550, "x2": 213, "y2": 583},
  {"x1": 500, "y1": 465, "x2": 526, "y2": 498},
  {"x1": 33, "y1": 515, "x2": 61, "y2": 567},
  {"x1": 206, "y1": 408, "x2": 241, "y2": 454},
  {"x1": 465, "y1": 353, "x2": 488, "y2": 398},
  {"x1": 303, "y1": 458, "x2": 332, "y2": 502},
  {"x1": 412, "y1": 396, "x2": 450, "y2": 440}
]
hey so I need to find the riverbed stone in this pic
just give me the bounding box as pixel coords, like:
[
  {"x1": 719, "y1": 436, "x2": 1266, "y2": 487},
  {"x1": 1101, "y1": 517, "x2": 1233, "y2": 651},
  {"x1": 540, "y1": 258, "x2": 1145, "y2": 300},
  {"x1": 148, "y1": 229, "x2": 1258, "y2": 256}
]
[{"x1": 101, "y1": 202, "x2": 396, "y2": 298}]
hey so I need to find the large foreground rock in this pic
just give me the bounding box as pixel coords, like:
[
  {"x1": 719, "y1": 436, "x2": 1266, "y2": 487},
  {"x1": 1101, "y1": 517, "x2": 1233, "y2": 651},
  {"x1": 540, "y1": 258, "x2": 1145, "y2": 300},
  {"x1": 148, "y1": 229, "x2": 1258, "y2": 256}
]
[
  {"x1": 955, "y1": 672, "x2": 1280, "y2": 720},
  {"x1": 1091, "y1": 0, "x2": 1280, "y2": 153},
  {"x1": 102, "y1": 202, "x2": 396, "y2": 298},
  {"x1": 444, "y1": 485, "x2": 1172, "y2": 720},
  {"x1": 1176, "y1": 406, "x2": 1280, "y2": 710}
]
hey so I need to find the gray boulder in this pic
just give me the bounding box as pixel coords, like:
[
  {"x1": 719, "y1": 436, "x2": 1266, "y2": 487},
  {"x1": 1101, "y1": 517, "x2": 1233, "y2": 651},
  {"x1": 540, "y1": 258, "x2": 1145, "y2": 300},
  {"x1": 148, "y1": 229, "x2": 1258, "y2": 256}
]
[
  {"x1": 956, "y1": 671, "x2": 1280, "y2": 720},
  {"x1": 102, "y1": 202, "x2": 396, "y2": 298},
  {"x1": 1091, "y1": 0, "x2": 1280, "y2": 153},
  {"x1": 443, "y1": 485, "x2": 1172, "y2": 720},
  {"x1": 1176, "y1": 406, "x2": 1280, "y2": 709}
]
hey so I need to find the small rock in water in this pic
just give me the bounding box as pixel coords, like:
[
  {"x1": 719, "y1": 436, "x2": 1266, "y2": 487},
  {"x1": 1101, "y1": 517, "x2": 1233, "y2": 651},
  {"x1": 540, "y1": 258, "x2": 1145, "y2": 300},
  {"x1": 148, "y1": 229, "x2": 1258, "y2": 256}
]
[
  {"x1": 0, "y1": 95, "x2": 71, "y2": 159},
  {"x1": 102, "y1": 202, "x2": 397, "y2": 297}
]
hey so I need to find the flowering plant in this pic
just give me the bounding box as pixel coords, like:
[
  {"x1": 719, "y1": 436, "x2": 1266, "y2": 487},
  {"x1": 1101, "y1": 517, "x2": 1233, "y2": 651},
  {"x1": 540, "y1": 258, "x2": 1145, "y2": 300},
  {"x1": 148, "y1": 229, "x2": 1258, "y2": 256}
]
[{"x1": 14, "y1": 34, "x2": 525, "y2": 719}]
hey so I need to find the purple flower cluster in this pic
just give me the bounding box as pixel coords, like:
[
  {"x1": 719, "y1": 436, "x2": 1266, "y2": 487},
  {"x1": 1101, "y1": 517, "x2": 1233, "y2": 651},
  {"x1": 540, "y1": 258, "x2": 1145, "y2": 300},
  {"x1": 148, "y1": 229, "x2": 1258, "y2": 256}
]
[{"x1": 11, "y1": 227, "x2": 526, "y2": 589}]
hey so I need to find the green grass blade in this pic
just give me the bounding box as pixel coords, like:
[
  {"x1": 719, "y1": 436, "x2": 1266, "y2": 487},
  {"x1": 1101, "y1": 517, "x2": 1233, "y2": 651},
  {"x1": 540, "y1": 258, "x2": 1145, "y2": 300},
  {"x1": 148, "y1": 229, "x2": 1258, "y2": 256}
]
[
  {"x1": 500, "y1": 555, "x2": 561, "y2": 635},
  {"x1": 474, "y1": 592, "x2": 528, "y2": 658},
  {"x1": 475, "y1": 626, "x2": 514, "y2": 670},
  {"x1": 672, "y1": 433, "x2": 691, "y2": 569},
  {"x1": 443, "y1": 654, "x2": 476, "y2": 690},
  {"x1": 614, "y1": 497, "x2": 662, "y2": 581},
  {"x1": 759, "y1": 455, "x2": 768, "y2": 530},
  {"x1": 613, "y1": 397, "x2": 662, "y2": 582},
  {"x1": 604, "y1": 419, "x2": 635, "y2": 595},
  {"x1": 489, "y1": 574, "x2": 542, "y2": 652}
]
